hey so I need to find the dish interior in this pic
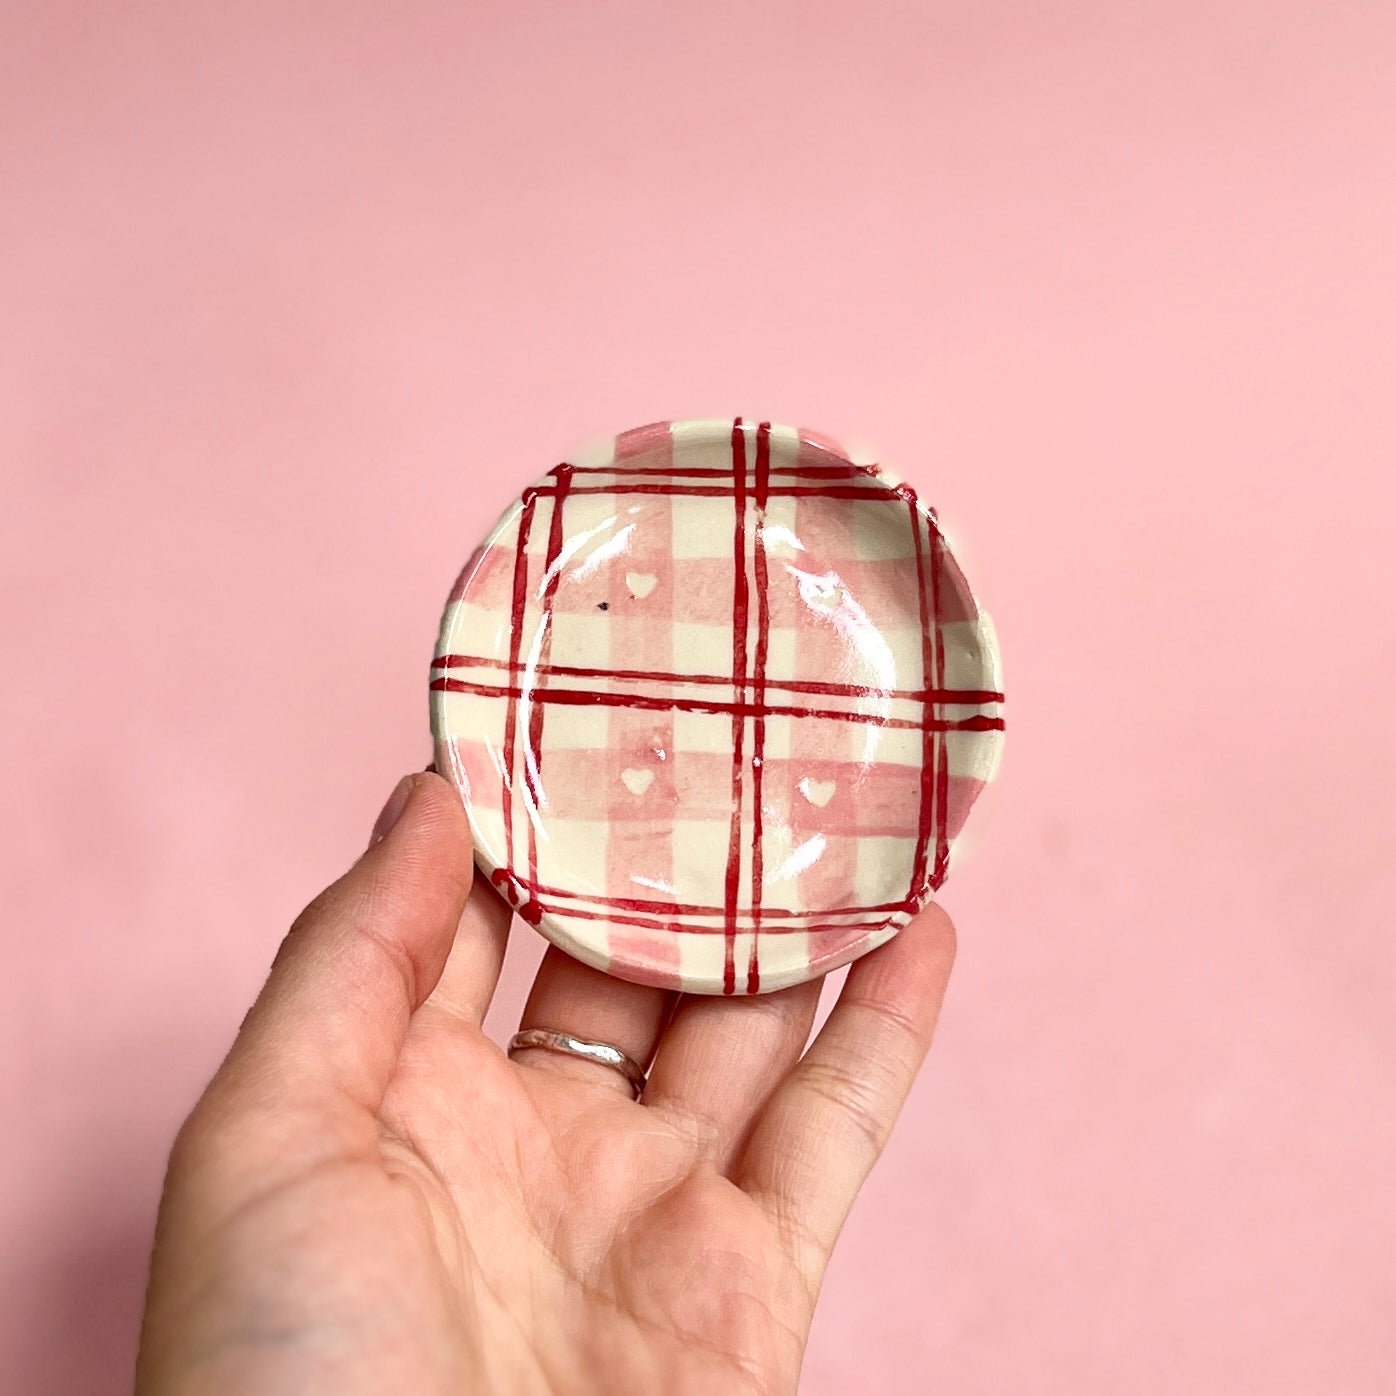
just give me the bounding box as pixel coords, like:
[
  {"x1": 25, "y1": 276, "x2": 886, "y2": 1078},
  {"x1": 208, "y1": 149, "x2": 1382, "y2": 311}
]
[{"x1": 432, "y1": 422, "x2": 1001, "y2": 993}]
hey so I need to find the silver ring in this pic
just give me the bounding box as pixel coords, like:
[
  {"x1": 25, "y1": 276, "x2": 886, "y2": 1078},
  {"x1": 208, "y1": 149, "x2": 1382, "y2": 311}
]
[{"x1": 507, "y1": 1028, "x2": 646, "y2": 1100}]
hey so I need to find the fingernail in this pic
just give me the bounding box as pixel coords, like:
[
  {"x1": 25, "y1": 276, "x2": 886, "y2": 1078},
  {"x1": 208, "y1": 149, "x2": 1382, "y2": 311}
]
[{"x1": 369, "y1": 775, "x2": 415, "y2": 847}]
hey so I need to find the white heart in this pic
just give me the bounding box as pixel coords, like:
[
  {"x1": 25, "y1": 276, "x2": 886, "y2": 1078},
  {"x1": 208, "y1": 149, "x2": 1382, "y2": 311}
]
[
  {"x1": 799, "y1": 777, "x2": 836, "y2": 808},
  {"x1": 626, "y1": 571, "x2": 658, "y2": 599},
  {"x1": 622, "y1": 768, "x2": 655, "y2": 796}
]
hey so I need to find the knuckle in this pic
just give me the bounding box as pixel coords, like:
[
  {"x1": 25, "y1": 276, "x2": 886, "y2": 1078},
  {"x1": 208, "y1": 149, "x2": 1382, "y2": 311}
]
[
  {"x1": 853, "y1": 997, "x2": 927, "y2": 1056},
  {"x1": 798, "y1": 1057, "x2": 889, "y2": 1160},
  {"x1": 166, "y1": 1099, "x2": 236, "y2": 1182},
  {"x1": 273, "y1": 885, "x2": 341, "y2": 967},
  {"x1": 347, "y1": 894, "x2": 424, "y2": 1005}
]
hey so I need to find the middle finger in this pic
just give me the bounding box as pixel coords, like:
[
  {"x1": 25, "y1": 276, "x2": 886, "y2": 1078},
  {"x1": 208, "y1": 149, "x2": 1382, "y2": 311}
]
[{"x1": 642, "y1": 977, "x2": 823, "y2": 1165}]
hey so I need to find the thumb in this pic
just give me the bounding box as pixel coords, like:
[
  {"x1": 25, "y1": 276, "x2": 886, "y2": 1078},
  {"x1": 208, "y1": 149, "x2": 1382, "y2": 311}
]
[{"x1": 218, "y1": 771, "x2": 474, "y2": 1116}]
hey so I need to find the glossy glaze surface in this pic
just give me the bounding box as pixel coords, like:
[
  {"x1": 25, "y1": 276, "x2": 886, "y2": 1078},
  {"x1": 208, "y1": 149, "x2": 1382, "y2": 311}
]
[{"x1": 431, "y1": 419, "x2": 1003, "y2": 993}]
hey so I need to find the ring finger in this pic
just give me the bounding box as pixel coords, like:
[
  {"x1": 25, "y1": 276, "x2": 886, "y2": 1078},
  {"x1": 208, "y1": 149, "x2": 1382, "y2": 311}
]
[{"x1": 512, "y1": 947, "x2": 675, "y2": 1098}]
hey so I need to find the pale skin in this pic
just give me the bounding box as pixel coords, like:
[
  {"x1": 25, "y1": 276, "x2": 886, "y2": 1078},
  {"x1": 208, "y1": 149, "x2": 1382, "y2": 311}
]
[{"x1": 137, "y1": 772, "x2": 956, "y2": 1395}]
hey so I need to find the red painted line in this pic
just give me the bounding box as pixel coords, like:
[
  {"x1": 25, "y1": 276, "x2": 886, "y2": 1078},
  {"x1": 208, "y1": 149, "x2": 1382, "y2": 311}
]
[
  {"x1": 526, "y1": 897, "x2": 895, "y2": 938},
  {"x1": 500, "y1": 489, "x2": 538, "y2": 886},
  {"x1": 520, "y1": 483, "x2": 899, "y2": 501},
  {"x1": 929, "y1": 506, "x2": 950, "y2": 890},
  {"x1": 430, "y1": 676, "x2": 1002, "y2": 732},
  {"x1": 433, "y1": 653, "x2": 1003, "y2": 707},
  {"x1": 747, "y1": 421, "x2": 772, "y2": 993},
  {"x1": 524, "y1": 464, "x2": 573, "y2": 887},
  {"x1": 566, "y1": 461, "x2": 870, "y2": 481},
  {"x1": 722, "y1": 418, "x2": 749, "y2": 995},
  {"x1": 496, "y1": 868, "x2": 918, "y2": 920},
  {"x1": 906, "y1": 490, "x2": 936, "y2": 904}
]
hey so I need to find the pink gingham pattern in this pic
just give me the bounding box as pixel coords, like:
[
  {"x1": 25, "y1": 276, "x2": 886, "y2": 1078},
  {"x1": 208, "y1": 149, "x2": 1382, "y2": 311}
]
[{"x1": 431, "y1": 419, "x2": 1004, "y2": 994}]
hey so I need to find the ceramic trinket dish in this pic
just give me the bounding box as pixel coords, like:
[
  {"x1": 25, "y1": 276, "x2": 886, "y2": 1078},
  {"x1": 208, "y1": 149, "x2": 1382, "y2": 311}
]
[{"x1": 431, "y1": 419, "x2": 1003, "y2": 995}]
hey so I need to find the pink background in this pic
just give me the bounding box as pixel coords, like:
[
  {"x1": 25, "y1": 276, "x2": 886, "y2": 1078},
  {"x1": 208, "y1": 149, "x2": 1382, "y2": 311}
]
[{"x1": 4, "y1": 3, "x2": 1394, "y2": 1392}]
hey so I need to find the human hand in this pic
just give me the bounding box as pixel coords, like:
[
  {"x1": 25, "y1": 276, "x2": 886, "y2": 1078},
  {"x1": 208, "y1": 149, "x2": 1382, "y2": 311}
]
[{"x1": 136, "y1": 772, "x2": 956, "y2": 1395}]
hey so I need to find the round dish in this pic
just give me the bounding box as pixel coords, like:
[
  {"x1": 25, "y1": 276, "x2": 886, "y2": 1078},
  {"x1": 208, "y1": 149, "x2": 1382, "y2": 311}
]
[{"x1": 431, "y1": 419, "x2": 1003, "y2": 995}]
